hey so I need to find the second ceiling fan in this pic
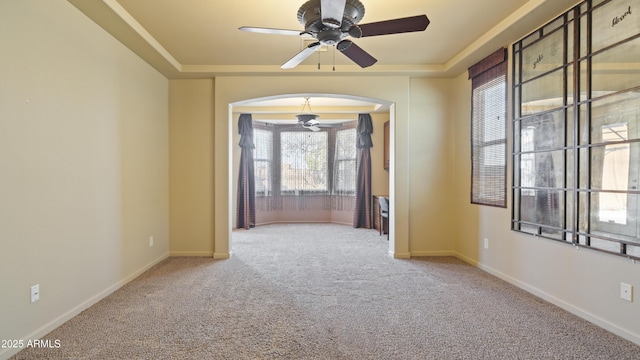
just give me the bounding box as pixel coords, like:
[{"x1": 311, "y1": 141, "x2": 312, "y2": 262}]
[{"x1": 239, "y1": 0, "x2": 430, "y2": 69}]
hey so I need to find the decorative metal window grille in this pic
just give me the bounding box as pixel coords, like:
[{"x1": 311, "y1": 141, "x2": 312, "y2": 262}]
[{"x1": 512, "y1": 0, "x2": 640, "y2": 260}]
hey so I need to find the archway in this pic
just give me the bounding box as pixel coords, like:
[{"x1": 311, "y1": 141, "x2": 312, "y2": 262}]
[{"x1": 228, "y1": 93, "x2": 395, "y2": 256}]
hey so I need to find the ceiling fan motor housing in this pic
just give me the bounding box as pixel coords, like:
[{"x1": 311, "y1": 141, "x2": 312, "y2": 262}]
[
  {"x1": 296, "y1": 114, "x2": 320, "y2": 124},
  {"x1": 297, "y1": 0, "x2": 365, "y2": 45}
]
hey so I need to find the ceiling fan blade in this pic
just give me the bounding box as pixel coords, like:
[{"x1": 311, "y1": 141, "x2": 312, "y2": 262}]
[
  {"x1": 281, "y1": 41, "x2": 322, "y2": 69},
  {"x1": 239, "y1": 26, "x2": 303, "y2": 36},
  {"x1": 321, "y1": 0, "x2": 346, "y2": 28},
  {"x1": 337, "y1": 40, "x2": 377, "y2": 68},
  {"x1": 356, "y1": 15, "x2": 430, "y2": 38}
]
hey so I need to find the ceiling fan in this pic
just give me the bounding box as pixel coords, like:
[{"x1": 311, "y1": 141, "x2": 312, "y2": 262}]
[
  {"x1": 239, "y1": 0, "x2": 430, "y2": 69},
  {"x1": 296, "y1": 114, "x2": 322, "y2": 131},
  {"x1": 294, "y1": 97, "x2": 330, "y2": 131}
]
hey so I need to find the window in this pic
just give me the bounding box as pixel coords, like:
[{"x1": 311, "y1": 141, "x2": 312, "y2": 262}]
[
  {"x1": 512, "y1": 0, "x2": 640, "y2": 260},
  {"x1": 254, "y1": 123, "x2": 357, "y2": 196},
  {"x1": 469, "y1": 48, "x2": 508, "y2": 207},
  {"x1": 334, "y1": 128, "x2": 357, "y2": 193},
  {"x1": 253, "y1": 128, "x2": 272, "y2": 196},
  {"x1": 280, "y1": 131, "x2": 329, "y2": 193}
]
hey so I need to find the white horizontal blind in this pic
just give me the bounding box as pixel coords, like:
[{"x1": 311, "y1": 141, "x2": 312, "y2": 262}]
[{"x1": 470, "y1": 49, "x2": 508, "y2": 207}]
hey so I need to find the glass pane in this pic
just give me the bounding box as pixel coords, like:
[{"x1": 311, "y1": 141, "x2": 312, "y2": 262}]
[
  {"x1": 579, "y1": 60, "x2": 588, "y2": 102},
  {"x1": 628, "y1": 245, "x2": 640, "y2": 257},
  {"x1": 590, "y1": 193, "x2": 639, "y2": 240},
  {"x1": 516, "y1": 151, "x2": 564, "y2": 193},
  {"x1": 521, "y1": 68, "x2": 565, "y2": 115},
  {"x1": 513, "y1": 120, "x2": 521, "y2": 153},
  {"x1": 514, "y1": 86, "x2": 521, "y2": 118},
  {"x1": 254, "y1": 129, "x2": 273, "y2": 195},
  {"x1": 590, "y1": 142, "x2": 640, "y2": 192},
  {"x1": 592, "y1": 37, "x2": 640, "y2": 96},
  {"x1": 578, "y1": 191, "x2": 588, "y2": 233},
  {"x1": 522, "y1": 30, "x2": 541, "y2": 48},
  {"x1": 513, "y1": 48, "x2": 521, "y2": 85},
  {"x1": 593, "y1": 0, "x2": 607, "y2": 7},
  {"x1": 520, "y1": 110, "x2": 566, "y2": 151},
  {"x1": 578, "y1": 147, "x2": 590, "y2": 189},
  {"x1": 334, "y1": 159, "x2": 355, "y2": 192},
  {"x1": 589, "y1": 91, "x2": 640, "y2": 143},
  {"x1": 541, "y1": 226, "x2": 563, "y2": 240},
  {"x1": 566, "y1": 64, "x2": 574, "y2": 106},
  {"x1": 578, "y1": 103, "x2": 590, "y2": 145},
  {"x1": 592, "y1": 0, "x2": 640, "y2": 53},
  {"x1": 280, "y1": 131, "x2": 328, "y2": 192},
  {"x1": 566, "y1": 107, "x2": 575, "y2": 146},
  {"x1": 520, "y1": 189, "x2": 564, "y2": 228},
  {"x1": 336, "y1": 128, "x2": 356, "y2": 159},
  {"x1": 579, "y1": 12, "x2": 588, "y2": 59},
  {"x1": 544, "y1": 17, "x2": 566, "y2": 35},
  {"x1": 589, "y1": 237, "x2": 622, "y2": 253},
  {"x1": 566, "y1": 149, "x2": 574, "y2": 190},
  {"x1": 566, "y1": 190, "x2": 574, "y2": 231},
  {"x1": 521, "y1": 29, "x2": 565, "y2": 82},
  {"x1": 254, "y1": 160, "x2": 271, "y2": 195},
  {"x1": 520, "y1": 223, "x2": 540, "y2": 235}
]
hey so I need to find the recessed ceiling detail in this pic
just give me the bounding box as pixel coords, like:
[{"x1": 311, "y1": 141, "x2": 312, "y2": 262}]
[{"x1": 68, "y1": 0, "x2": 584, "y2": 78}]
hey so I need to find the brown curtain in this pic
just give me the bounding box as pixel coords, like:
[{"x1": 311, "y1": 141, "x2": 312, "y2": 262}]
[
  {"x1": 236, "y1": 114, "x2": 256, "y2": 229},
  {"x1": 353, "y1": 114, "x2": 373, "y2": 228}
]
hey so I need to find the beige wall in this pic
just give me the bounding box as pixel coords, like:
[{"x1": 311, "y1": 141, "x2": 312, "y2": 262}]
[
  {"x1": 168, "y1": 76, "x2": 459, "y2": 258},
  {"x1": 0, "y1": 1, "x2": 169, "y2": 358},
  {"x1": 451, "y1": 71, "x2": 640, "y2": 343},
  {"x1": 212, "y1": 76, "x2": 442, "y2": 258},
  {"x1": 169, "y1": 79, "x2": 215, "y2": 256},
  {"x1": 408, "y1": 78, "x2": 456, "y2": 254}
]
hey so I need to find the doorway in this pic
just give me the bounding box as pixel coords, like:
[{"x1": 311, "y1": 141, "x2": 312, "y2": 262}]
[{"x1": 228, "y1": 93, "x2": 394, "y2": 255}]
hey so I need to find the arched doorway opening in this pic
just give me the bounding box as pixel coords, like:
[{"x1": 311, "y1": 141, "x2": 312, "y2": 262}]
[{"x1": 228, "y1": 93, "x2": 395, "y2": 256}]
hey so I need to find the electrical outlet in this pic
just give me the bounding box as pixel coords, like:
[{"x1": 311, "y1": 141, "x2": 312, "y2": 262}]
[
  {"x1": 149, "y1": 236, "x2": 154, "y2": 247},
  {"x1": 30, "y1": 284, "x2": 40, "y2": 303},
  {"x1": 483, "y1": 238, "x2": 489, "y2": 250},
  {"x1": 620, "y1": 283, "x2": 633, "y2": 302}
]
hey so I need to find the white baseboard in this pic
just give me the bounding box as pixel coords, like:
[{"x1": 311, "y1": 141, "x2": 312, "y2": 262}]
[
  {"x1": 170, "y1": 250, "x2": 214, "y2": 257},
  {"x1": 0, "y1": 253, "x2": 169, "y2": 360},
  {"x1": 391, "y1": 251, "x2": 411, "y2": 259},
  {"x1": 453, "y1": 252, "x2": 640, "y2": 347},
  {"x1": 410, "y1": 250, "x2": 458, "y2": 257}
]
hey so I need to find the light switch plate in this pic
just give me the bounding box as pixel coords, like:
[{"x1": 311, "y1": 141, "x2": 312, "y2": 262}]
[{"x1": 30, "y1": 284, "x2": 40, "y2": 303}]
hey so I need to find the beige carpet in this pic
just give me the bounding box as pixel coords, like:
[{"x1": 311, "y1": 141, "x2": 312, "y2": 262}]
[{"x1": 13, "y1": 223, "x2": 640, "y2": 359}]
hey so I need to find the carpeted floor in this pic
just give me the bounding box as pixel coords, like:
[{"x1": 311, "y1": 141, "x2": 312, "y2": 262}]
[{"x1": 12, "y1": 223, "x2": 640, "y2": 359}]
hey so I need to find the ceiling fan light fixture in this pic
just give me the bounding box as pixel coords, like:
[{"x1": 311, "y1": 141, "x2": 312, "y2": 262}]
[
  {"x1": 295, "y1": 113, "x2": 320, "y2": 123},
  {"x1": 296, "y1": 97, "x2": 321, "y2": 128},
  {"x1": 241, "y1": 0, "x2": 428, "y2": 69}
]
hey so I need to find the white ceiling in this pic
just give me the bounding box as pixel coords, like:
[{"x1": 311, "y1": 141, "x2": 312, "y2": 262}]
[{"x1": 67, "y1": 0, "x2": 580, "y2": 114}]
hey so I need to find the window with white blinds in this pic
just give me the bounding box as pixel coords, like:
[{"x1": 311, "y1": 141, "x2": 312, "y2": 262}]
[{"x1": 469, "y1": 48, "x2": 508, "y2": 207}]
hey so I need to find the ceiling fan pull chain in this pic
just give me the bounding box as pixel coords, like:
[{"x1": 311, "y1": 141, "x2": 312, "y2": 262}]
[{"x1": 333, "y1": 45, "x2": 336, "y2": 72}]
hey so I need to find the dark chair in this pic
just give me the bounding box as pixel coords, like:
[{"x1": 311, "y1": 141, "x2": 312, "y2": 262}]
[{"x1": 378, "y1": 196, "x2": 389, "y2": 239}]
